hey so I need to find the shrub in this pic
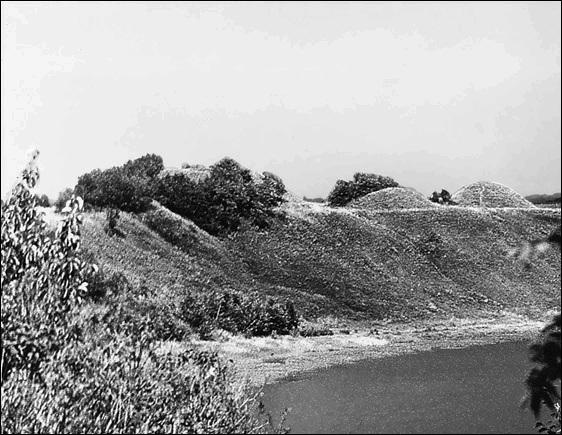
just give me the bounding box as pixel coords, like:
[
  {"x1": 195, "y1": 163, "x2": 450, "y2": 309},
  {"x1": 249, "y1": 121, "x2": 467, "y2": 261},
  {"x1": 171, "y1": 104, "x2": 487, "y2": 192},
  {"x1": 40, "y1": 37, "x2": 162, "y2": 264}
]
[
  {"x1": 179, "y1": 289, "x2": 298, "y2": 337},
  {"x1": 34, "y1": 193, "x2": 50, "y2": 207},
  {"x1": 100, "y1": 294, "x2": 191, "y2": 342},
  {"x1": 297, "y1": 322, "x2": 334, "y2": 337},
  {"x1": 157, "y1": 157, "x2": 286, "y2": 235},
  {"x1": 1, "y1": 151, "x2": 96, "y2": 379},
  {"x1": 86, "y1": 269, "x2": 131, "y2": 301},
  {"x1": 429, "y1": 189, "x2": 456, "y2": 205},
  {"x1": 75, "y1": 154, "x2": 163, "y2": 213},
  {"x1": 156, "y1": 173, "x2": 209, "y2": 226},
  {"x1": 327, "y1": 172, "x2": 399, "y2": 206},
  {"x1": 517, "y1": 226, "x2": 561, "y2": 434},
  {"x1": 104, "y1": 208, "x2": 120, "y2": 236},
  {"x1": 122, "y1": 153, "x2": 164, "y2": 179}
]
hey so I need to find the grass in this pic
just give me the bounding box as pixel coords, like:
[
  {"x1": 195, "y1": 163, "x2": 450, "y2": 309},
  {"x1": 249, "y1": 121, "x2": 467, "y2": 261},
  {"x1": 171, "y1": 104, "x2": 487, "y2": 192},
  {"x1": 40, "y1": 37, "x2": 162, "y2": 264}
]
[
  {"x1": 452, "y1": 181, "x2": 536, "y2": 208},
  {"x1": 349, "y1": 187, "x2": 437, "y2": 209},
  {"x1": 65, "y1": 201, "x2": 560, "y2": 324}
]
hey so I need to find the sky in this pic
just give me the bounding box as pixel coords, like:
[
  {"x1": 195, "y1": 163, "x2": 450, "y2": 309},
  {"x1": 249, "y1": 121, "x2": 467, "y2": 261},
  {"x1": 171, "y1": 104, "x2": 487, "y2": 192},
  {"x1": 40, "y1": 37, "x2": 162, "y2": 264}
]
[{"x1": 1, "y1": 1, "x2": 561, "y2": 200}]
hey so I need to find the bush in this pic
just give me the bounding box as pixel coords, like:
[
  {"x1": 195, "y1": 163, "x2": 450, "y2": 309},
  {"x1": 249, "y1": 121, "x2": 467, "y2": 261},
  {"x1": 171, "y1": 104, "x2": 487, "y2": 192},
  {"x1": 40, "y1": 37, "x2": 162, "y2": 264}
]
[
  {"x1": 157, "y1": 157, "x2": 286, "y2": 235},
  {"x1": 179, "y1": 289, "x2": 299, "y2": 337},
  {"x1": 75, "y1": 154, "x2": 163, "y2": 213},
  {"x1": 297, "y1": 323, "x2": 334, "y2": 337},
  {"x1": 104, "y1": 208, "x2": 120, "y2": 236},
  {"x1": 100, "y1": 294, "x2": 191, "y2": 342},
  {"x1": 516, "y1": 226, "x2": 561, "y2": 434},
  {"x1": 429, "y1": 189, "x2": 456, "y2": 205},
  {"x1": 34, "y1": 193, "x2": 50, "y2": 207},
  {"x1": 524, "y1": 314, "x2": 561, "y2": 435},
  {"x1": 1, "y1": 151, "x2": 96, "y2": 379},
  {"x1": 327, "y1": 172, "x2": 399, "y2": 206}
]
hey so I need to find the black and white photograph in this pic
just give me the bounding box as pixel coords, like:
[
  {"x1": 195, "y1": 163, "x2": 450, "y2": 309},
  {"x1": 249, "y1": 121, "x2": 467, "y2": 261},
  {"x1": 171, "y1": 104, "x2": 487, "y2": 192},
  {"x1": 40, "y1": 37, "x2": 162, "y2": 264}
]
[{"x1": 1, "y1": 1, "x2": 561, "y2": 434}]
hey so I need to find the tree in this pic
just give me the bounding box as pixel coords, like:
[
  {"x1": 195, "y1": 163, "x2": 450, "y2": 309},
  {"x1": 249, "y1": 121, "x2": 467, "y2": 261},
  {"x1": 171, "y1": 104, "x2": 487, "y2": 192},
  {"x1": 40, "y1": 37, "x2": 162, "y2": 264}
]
[
  {"x1": 327, "y1": 172, "x2": 399, "y2": 206},
  {"x1": 517, "y1": 226, "x2": 561, "y2": 434},
  {"x1": 54, "y1": 187, "x2": 75, "y2": 212},
  {"x1": 429, "y1": 189, "x2": 457, "y2": 205},
  {"x1": 75, "y1": 154, "x2": 163, "y2": 213},
  {"x1": 34, "y1": 194, "x2": 50, "y2": 207},
  {"x1": 156, "y1": 157, "x2": 286, "y2": 235}
]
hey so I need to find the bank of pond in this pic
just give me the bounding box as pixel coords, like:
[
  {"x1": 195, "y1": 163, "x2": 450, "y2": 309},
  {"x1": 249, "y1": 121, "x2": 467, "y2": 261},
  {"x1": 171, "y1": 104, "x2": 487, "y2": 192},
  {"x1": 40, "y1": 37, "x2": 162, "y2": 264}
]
[{"x1": 261, "y1": 341, "x2": 539, "y2": 434}]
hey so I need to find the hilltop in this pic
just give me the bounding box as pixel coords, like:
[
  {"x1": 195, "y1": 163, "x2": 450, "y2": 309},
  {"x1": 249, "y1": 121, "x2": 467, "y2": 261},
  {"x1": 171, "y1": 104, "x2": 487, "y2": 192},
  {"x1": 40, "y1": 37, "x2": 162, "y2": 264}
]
[
  {"x1": 76, "y1": 201, "x2": 560, "y2": 323},
  {"x1": 452, "y1": 181, "x2": 536, "y2": 208}
]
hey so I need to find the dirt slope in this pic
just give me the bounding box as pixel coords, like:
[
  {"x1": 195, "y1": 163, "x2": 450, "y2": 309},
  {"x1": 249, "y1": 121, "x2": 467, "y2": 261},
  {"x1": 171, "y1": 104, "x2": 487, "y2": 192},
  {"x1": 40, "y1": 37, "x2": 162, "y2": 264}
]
[{"x1": 80, "y1": 204, "x2": 561, "y2": 322}]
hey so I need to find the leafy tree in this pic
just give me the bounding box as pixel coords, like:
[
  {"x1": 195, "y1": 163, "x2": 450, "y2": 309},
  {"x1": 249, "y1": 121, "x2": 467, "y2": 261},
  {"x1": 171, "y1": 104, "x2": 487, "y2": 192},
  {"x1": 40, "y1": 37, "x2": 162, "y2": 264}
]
[
  {"x1": 327, "y1": 172, "x2": 399, "y2": 206},
  {"x1": 518, "y1": 226, "x2": 561, "y2": 434},
  {"x1": 34, "y1": 194, "x2": 50, "y2": 207},
  {"x1": 122, "y1": 153, "x2": 163, "y2": 179},
  {"x1": 429, "y1": 189, "x2": 457, "y2": 205},
  {"x1": 1, "y1": 150, "x2": 96, "y2": 379},
  {"x1": 157, "y1": 157, "x2": 286, "y2": 235},
  {"x1": 75, "y1": 154, "x2": 163, "y2": 213}
]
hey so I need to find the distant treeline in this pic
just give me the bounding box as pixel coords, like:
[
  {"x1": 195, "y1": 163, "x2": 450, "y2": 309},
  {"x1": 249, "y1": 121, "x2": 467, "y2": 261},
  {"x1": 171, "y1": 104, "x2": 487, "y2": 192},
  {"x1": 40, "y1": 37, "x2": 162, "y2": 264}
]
[{"x1": 525, "y1": 192, "x2": 562, "y2": 205}]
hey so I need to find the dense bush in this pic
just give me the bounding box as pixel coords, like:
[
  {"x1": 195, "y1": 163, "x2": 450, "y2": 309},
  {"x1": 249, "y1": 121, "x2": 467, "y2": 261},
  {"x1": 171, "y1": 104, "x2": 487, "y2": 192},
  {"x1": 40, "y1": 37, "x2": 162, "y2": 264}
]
[
  {"x1": 525, "y1": 314, "x2": 561, "y2": 434},
  {"x1": 179, "y1": 289, "x2": 298, "y2": 337},
  {"x1": 327, "y1": 172, "x2": 399, "y2": 206},
  {"x1": 75, "y1": 154, "x2": 163, "y2": 213},
  {"x1": 104, "y1": 208, "x2": 120, "y2": 236},
  {"x1": 518, "y1": 226, "x2": 561, "y2": 434},
  {"x1": 34, "y1": 193, "x2": 50, "y2": 207},
  {"x1": 429, "y1": 189, "x2": 456, "y2": 205},
  {"x1": 157, "y1": 157, "x2": 286, "y2": 235},
  {"x1": 1, "y1": 151, "x2": 96, "y2": 379},
  {"x1": 297, "y1": 323, "x2": 334, "y2": 337},
  {"x1": 97, "y1": 293, "x2": 191, "y2": 342}
]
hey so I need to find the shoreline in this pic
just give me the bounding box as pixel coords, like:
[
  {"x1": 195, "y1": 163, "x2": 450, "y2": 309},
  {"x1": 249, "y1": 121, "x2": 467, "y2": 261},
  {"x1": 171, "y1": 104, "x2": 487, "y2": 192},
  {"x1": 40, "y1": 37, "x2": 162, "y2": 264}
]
[{"x1": 192, "y1": 311, "x2": 553, "y2": 387}]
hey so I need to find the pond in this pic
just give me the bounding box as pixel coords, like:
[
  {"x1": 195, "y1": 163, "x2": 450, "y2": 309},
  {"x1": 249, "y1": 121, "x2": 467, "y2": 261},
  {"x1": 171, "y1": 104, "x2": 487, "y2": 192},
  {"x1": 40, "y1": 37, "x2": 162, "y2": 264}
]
[{"x1": 261, "y1": 341, "x2": 539, "y2": 434}]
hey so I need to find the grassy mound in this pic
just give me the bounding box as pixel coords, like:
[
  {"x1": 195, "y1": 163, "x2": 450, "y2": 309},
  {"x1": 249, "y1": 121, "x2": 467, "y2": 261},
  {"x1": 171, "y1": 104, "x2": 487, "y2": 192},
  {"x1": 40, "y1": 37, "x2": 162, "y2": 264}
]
[
  {"x1": 452, "y1": 181, "x2": 536, "y2": 208},
  {"x1": 79, "y1": 204, "x2": 560, "y2": 323},
  {"x1": 230, "y1": 206, "x2": 560, "y2": 320},
  {"x1": 349, "y1": 187, "x2": 437, "y2": 210}
]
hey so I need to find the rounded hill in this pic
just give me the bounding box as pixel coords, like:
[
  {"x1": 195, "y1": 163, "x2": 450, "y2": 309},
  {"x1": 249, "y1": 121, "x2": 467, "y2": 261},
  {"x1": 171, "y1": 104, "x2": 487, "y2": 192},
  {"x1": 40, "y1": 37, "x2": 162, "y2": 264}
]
[
  {"x1": 452, "y1": 181, "x2": 536, "y2": 208},
  {"x1": 349, "y1": 187, "x2": 437, "y2": 210}
]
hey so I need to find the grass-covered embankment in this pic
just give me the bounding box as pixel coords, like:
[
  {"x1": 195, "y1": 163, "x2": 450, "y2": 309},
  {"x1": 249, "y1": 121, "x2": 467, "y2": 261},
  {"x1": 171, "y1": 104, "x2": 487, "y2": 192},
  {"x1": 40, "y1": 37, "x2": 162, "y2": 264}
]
[{"x1": 69, "y1": 202, "x2": 561, "y2": 325}]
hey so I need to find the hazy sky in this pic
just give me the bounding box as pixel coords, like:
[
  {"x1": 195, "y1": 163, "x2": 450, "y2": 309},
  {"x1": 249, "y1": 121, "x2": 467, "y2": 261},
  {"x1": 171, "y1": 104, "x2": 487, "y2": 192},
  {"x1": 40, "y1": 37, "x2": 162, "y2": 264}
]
[{"x1": 2, "y1": 1, "x2": 561, "y2": 199}]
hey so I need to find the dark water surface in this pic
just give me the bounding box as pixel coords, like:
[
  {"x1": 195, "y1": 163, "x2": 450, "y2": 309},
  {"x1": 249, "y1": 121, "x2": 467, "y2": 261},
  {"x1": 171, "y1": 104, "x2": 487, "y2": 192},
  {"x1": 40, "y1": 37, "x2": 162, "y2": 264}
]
[{"x1": 261, "y1": 341, "x2": 538, "y2": 434}]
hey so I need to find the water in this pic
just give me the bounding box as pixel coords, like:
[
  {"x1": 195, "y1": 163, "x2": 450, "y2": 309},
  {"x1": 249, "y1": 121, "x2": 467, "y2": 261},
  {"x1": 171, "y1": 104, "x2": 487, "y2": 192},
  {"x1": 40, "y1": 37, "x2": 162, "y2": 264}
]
[{"x1": 261, "y1": 341, "x2": 539, "y2": 434}]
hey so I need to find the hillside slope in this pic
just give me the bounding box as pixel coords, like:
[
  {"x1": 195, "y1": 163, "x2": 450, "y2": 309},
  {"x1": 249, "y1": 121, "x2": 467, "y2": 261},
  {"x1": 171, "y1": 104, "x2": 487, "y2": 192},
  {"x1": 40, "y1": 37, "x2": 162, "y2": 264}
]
[{"x1": 80, "y1": 203, "x2": 561, "y2": 322}]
